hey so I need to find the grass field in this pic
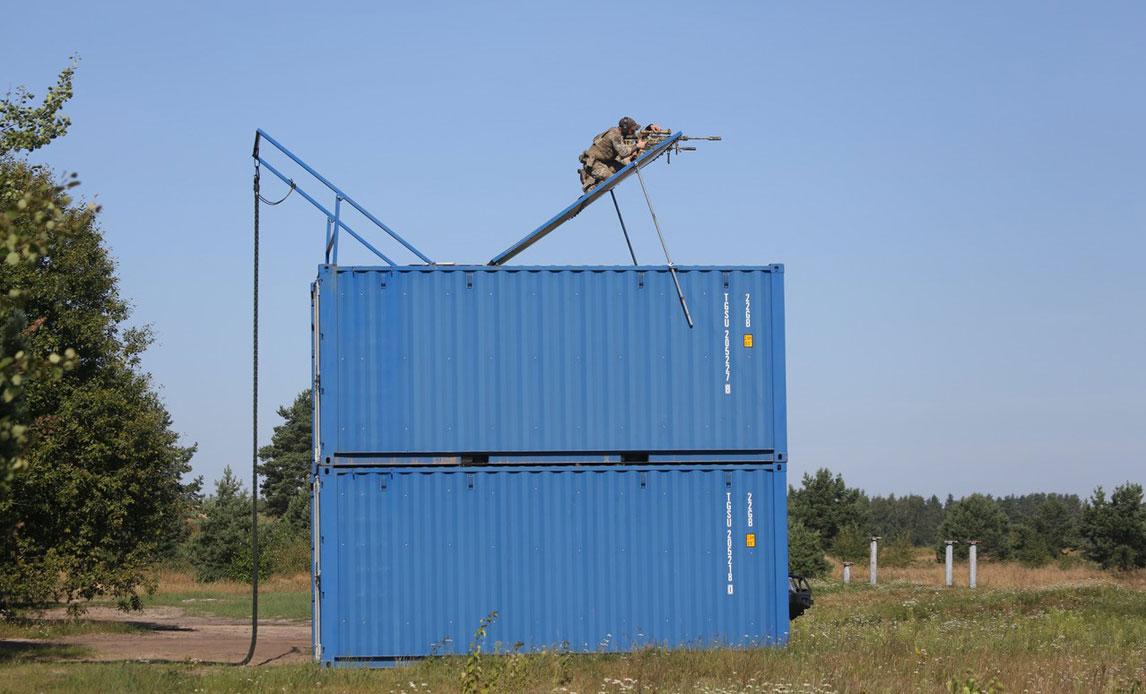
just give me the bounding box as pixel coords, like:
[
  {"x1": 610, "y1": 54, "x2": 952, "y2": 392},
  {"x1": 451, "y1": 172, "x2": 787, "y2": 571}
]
[{"x1": 2, "y1": 564, "x2": 1145, "y2": 693}]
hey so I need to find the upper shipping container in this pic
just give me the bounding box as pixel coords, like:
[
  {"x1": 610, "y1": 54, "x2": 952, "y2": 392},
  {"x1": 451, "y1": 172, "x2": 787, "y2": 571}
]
[{"x1": 313, "y1": 265, "x2": 787, "y2": 462}]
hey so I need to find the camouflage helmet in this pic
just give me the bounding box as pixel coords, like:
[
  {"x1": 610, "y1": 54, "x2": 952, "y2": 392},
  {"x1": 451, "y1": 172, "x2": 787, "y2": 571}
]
[{"x1": 618, "y1": 116, "x2": 639, "y2": 133}]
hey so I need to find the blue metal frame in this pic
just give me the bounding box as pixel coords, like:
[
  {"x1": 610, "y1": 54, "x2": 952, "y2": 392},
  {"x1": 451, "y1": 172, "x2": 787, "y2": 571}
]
[
  {"x1": 253, "y1": 129, "x2": 434, "y2": 266},
  {"x1": 489, "y1": 132, "x2": 685, "y2": 266}
]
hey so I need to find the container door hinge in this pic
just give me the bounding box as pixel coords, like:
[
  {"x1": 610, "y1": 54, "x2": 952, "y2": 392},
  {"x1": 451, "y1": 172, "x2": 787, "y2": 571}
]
[
  {"x1": 725, "y1": 471, "x2": 732, "y2": 488},
  {"x1": 639, "y1": 471, "x2": 647, "y2": 489}
]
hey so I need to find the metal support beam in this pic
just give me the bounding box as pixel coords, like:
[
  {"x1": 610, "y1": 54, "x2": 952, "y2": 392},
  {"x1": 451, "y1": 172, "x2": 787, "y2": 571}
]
[
  {"x1": 255, "y1": 129, "x2": 432, "y2": 264},
  {"x1": 632, "y1": 158, "x2": 693, "y2": 328},
  {"x1": 258, "y1": 156, "x2": 396, "y2": 266},
  {"x1": 489, "y1": 132, "x2": 684, "y2": 266},
  {"x1": 609, "y1": 190, "x2": 638, "y2": 266}
]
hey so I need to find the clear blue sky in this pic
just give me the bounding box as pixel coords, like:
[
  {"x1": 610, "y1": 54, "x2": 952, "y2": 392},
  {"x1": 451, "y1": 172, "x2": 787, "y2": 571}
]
[{"x1": 3, "y1": 1, "x2": 1143, "y2": 498}]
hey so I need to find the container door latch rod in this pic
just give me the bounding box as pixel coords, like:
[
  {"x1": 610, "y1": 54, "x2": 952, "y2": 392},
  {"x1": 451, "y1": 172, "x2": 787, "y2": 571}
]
[{"x1": 632, "y1": 160, "x2": 693, "y2": 328}]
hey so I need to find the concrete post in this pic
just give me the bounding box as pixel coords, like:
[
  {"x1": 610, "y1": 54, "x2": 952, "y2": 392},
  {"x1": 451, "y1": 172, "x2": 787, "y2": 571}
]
[
  {"x1": 944, "y1": 541, "x2": 958, "y2": 587},
  {"x1": 843, "y1": 562, "x2": 852, "y2": 584},
  {"x1": 869, "y1": 536, "x2": 881, "y2": 585},
  {"x1": 968, "y1": 541, "x2": 979, "y2": 588}
]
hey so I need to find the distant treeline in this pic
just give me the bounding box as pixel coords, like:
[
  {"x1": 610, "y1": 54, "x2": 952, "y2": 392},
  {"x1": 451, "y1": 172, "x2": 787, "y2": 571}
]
[{"x1": 787, "y1": 468, "x2": 1144, "y2": 577}]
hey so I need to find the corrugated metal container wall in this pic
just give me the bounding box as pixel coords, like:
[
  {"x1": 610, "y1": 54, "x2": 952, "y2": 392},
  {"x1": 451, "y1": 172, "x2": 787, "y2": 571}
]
[
  {"x1": 311, "y1": 263, "x2": 790, "y2": 665},
  {"x1": 314, "y1": 464, "x2": 789, "y2": 664},
  {"x1": 313, "y1": 265, "x2": 786, "y2": 461}
]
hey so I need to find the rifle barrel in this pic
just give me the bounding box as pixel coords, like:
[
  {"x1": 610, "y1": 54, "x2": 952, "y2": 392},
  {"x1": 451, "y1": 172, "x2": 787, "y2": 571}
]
[{"x1": 623, "y1": 135, "x2": 722, "y2": 142}]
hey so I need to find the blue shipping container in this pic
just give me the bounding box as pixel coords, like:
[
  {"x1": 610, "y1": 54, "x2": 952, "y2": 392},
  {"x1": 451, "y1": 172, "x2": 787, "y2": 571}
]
[
  {"x1": 310, "y1": 263, "x2": 789, "y2": 665},
  {"x1": 313, "y1": 265, "x2": 786, "y2": 462},
  {"x1": 312, "y1": 463, "x2": 789, "y2": 664}
]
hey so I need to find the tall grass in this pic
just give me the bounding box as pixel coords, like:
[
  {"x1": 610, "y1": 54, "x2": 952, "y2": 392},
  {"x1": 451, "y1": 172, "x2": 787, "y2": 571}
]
[{"x1": 2, "y1": 565, "x2": 1145, "y2": 692}]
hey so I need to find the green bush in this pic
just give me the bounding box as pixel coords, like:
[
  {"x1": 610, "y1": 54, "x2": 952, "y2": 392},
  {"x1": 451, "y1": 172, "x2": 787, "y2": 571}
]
[
  {"x1": 788, "y1": 518, "x2": 830, "y2": 578},
  {"x1": 188, "y1": 467, "x2": 269, "y2": 583},
  {"x1": 829, "y1": 524, "x2": 869, "y2": 564},
  {"x1": 881, "y1": 532, "x2": 917, "y2": 568}
]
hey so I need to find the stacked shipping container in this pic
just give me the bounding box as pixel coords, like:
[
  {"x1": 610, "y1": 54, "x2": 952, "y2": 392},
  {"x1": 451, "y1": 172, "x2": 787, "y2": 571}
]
[{"x1": 312, "y1": 265, "x2": 788, "y2": 665}]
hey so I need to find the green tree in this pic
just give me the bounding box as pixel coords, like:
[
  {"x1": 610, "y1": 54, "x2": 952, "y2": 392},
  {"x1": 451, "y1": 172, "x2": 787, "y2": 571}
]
[
  {"x1": 189, "y1": 467, "x2": 269, "y2": 583},
  {"x1": 257, "y1": 389, "x2": 312, "y2": 517},
  {"x1": 829, "y1": 524, "x2": 870, "y2": 564},
  {"x1": 1, "y1": 57, "x2": 76, "y2": 155},
  {"x1": 0, "y1": 62, "x2": 195, "y2": 611},
  {"x1": 934, "y1": 494, "x2": 1011, "y2": 561},
  {"x1": 788, "y1": 518, "x2": 829, "y2": 578},
  {"x1": 1080, "y1": 483, "x2": 1146, "y2": 571},
  {"x1": 868, "y1": 493, "x2": 947, "y2": 546},
  {"x1": 881, "y1": 532, "x2": 917, "y2": 568},
  {"x1": 1010, "y1": 524, "x2": 1053, "y2": 567},
  {"x1": 788, "y1": 468, "x2": 869, "y2": 544},
  {"x1": 0, "y1": 61, "x2": 82, "y2": 495},
  {"x1": 1031, "y1": 495, "x2": 1081, "y2": 555}
]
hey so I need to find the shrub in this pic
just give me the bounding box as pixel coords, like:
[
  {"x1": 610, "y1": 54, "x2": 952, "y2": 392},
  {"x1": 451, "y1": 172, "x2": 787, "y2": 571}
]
[{"x1": 788, "y1": 518, "x2": 830, "y2": 578}]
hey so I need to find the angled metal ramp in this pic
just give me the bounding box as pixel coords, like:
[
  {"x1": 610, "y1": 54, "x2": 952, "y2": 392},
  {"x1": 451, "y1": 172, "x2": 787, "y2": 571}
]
[{"x1": 489, "y1": 131, "x2": 684, "y2": 266}]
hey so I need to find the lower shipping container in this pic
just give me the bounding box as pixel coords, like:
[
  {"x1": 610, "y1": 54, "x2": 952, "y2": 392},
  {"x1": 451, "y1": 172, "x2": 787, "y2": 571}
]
[{"x1": 312, "y1": 463, "x2": 789, "y2": 665}]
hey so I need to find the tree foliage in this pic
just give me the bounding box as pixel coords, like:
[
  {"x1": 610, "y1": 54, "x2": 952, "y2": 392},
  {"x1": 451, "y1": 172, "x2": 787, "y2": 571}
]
[
  {"x1": 868, "y1": 493, "x2": 946, "y2": 546},
  {"x1": 788, "y1": 518, "x2": 829, "y2": 578},
  {"x1": 934, "y1": 494, "x2": 1011, "y2": 561},
  {"x1": 1080, "y1": 483, "x2": 1146, "y2": 571},
  {"x1": 257, "y1": 389, "x2": 311, "y2": 517},
  {"x1": 0, "y1": 59, "x2": 85, "y2": 494},
  {"x1": 788, "y1": 468, "x2": 869, "y2": 544},
  {"x1": 0, "y1": 62, "x2": 195, "y2": 611},
  {"x1": 829, "y1": 524, "x2": 870, "y2": 564},
  {"x1": 188, "y1": 467, "x2": 269, "y2": 583},
  {"x1": 0, "y1": 57, "x2": 77, "y2": 156}
]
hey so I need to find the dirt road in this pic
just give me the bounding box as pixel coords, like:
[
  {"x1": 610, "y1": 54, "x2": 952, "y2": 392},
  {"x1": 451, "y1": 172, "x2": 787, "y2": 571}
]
[{"x1": 13, "y1": 606, "x2": 311, "y2": 665}]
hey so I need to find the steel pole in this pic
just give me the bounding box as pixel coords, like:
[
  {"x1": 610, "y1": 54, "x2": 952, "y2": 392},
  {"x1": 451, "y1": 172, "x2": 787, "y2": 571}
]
[
  {"x1": 632, "y1": 158, "x2": 693, "y2": 328},
  {"x1": 609, "y1": 190, "x2": 639, "y2": 265}
]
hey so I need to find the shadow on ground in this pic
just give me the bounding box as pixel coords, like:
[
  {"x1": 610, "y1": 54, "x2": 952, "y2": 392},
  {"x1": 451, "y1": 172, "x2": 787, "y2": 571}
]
[{"x1": 0, "y1": 641, "x2": 92, "y2": 663}]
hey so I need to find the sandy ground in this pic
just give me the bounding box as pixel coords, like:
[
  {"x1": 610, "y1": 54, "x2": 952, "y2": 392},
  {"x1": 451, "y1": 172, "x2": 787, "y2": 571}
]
[{"x1": 8, "y1": 605, "x2": 312, "y2": 666}]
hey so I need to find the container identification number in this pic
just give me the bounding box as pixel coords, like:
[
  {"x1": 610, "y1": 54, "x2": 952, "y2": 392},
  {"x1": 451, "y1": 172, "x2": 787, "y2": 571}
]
[
  {"x1": 725, "y1": 491, "x2": 734, "y2": 595},
  {"x1": 723, "y1": 293, "x2": 731, "y2": 395}
]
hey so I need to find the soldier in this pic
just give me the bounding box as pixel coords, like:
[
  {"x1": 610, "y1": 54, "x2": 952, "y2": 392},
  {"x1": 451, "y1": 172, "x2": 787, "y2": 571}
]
[{"x1": 578, "y1": 117, "x2": 649, "y2": 193}]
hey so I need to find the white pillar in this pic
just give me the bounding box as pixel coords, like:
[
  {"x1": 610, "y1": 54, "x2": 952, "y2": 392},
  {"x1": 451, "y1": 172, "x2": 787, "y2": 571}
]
[
  {"x1": 843, "y1": 562, "x2": 852, "y2": 584},
  {"x1": 869, "y1": 537, "x2": 881, "y2": 585},
  {"x1": 968, "y1": 541, "x2": 979, "y2": 588},
  {"x1": 944, "y1": 541, "x2": 957, "y2": 587}
]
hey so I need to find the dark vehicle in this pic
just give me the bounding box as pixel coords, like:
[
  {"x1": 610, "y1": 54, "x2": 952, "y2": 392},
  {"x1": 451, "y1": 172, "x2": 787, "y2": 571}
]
[{"x1": 789, "y1": 575, "x2": 813, "y2": 619}]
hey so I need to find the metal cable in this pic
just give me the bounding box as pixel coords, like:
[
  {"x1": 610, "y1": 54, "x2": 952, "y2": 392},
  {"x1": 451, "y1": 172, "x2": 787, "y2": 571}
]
[{"x1": 258, "y1": 179, "x2": 295, "y2": 206}]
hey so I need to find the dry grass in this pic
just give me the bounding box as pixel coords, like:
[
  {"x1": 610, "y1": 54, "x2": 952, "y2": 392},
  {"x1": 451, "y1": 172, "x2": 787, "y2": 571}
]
[
  {"x1": 826, "y1": 549, "x2": 1146, "y2": 590},
  {"x1": 3, "y1": 564, "x2": 1146, "y2": 692},
  {"x1": 153, "y1": 570, "x2": 310, "y2": 596}
]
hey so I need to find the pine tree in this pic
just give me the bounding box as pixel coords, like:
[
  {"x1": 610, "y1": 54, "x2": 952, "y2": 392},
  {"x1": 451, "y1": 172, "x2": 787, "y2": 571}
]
[
  {"x1": 788, "y1": 518, "x2": 829, "y2": 578},
  {"x1": 788, "y1": 468, "x2": 869, "y2": 544},
  {"x1": 1081, "y1": 483, "x2": 1146, "y2": 571},
  {"x1": 188, "y1": 467, "x2": 270, "y2": 583},
  {"x1": 934, "y1": 494, "x2": 1011, "y2": 561},
  {"x1": 257, "y1": 390, "x2": 312, "y2": 517}
]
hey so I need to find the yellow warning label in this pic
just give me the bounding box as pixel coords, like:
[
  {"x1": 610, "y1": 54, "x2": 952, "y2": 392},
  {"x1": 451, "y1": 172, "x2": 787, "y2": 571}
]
[
  {"x1": 743, "y1": 334, "x2": 753, "y2": 348},
  {"x1": 746, "y1": 533, "x2": 756, "y2": 548}
]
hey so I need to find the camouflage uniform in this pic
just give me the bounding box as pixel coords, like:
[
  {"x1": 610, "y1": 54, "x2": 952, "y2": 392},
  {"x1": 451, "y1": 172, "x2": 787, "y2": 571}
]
[{"x1": 578, "y1": 126, "x2": 640, "y2": 193}]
